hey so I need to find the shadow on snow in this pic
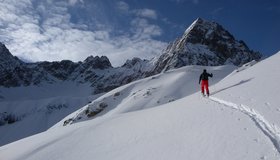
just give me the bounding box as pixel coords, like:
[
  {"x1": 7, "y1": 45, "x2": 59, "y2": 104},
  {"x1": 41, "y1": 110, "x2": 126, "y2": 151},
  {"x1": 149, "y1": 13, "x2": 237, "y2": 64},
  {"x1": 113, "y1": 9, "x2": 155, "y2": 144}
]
[{"x1": 211, "y1": 78, "x2": 254, "y2": 95}]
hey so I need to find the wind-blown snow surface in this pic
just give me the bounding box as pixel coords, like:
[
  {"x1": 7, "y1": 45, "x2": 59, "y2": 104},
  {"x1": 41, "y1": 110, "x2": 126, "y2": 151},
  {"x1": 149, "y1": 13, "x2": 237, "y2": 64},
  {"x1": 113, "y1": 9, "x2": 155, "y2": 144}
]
[{"x1": 1, "y1": 52, "x2": 280, "y2": 160}]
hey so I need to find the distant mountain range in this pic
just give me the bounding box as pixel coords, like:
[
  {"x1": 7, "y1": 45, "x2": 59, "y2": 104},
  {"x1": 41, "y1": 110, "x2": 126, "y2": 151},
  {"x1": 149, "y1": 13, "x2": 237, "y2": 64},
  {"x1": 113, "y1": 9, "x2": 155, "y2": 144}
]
[
  {"x1": 0, "y1": 43, "x2": 153, "y2": 93},
  {"x1": 0, "y1": 18, "x2": 261, "y2": 92}
]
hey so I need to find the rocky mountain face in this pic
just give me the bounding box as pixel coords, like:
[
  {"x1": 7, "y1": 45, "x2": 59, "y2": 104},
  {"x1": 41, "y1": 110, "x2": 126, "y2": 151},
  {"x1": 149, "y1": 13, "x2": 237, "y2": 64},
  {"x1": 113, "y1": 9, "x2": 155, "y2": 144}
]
[
  {"x1": 0, "y1": 44, "x2": 22, "y2": 71},
  {"x1": 0, "y1": 18, "x2": 262, "y2": 93},
  {"x1": 0, "y1": 44, "x2": 153, "y2": 94},
  {"x1": 152, "y1": 18, "x2": 262, "y2": 73}
]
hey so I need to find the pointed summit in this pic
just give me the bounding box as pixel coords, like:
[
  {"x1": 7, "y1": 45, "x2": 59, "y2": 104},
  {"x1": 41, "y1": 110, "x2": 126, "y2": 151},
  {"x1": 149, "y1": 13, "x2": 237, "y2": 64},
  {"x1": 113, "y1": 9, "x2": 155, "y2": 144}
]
[
  {"x1": 183, "y1": 17, "x2": 205, "y2": 35},
  {"x1": 0, "y1": 42, "x2": 14, "y2": 60},
  {"x1": 195, "y1": 17, "x2": 203, "y2": 22},
  {"x1": 152, "y1": 18, "x2": 262, "y2": 73},
  {"x1": 0, "y1": 42, "x2": 22, "y2": 71}
]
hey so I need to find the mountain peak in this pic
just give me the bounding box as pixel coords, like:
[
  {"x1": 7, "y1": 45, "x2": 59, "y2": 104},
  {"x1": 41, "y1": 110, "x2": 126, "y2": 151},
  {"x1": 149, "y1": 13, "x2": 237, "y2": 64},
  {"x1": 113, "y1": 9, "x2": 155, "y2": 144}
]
[
  {"x1": 83, "y1": 55, "x2": 112, "y2": 69},
  {"x1": 122, "y1": 57, "x2": 143, "y2": 68},
  {"x1": 152, "y1": 18, "x2": 262, "y2": 73},
  {"x1": 184, "y1": 17, "x2": 211, "y2": 35},
  {"x1": 187, "y1": 18, "x2": 235, "y2": 44}
]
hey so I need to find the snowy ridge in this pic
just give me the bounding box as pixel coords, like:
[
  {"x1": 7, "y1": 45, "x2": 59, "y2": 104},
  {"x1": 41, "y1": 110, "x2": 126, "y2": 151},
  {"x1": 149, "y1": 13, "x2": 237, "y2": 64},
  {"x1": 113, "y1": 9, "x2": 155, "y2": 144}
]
[
  {"x1": 209, "y1": 96, "x2": 280, "y2": 153},
  {"x1": 183, "y1": 18, "x2": 201, "y2": 35}
]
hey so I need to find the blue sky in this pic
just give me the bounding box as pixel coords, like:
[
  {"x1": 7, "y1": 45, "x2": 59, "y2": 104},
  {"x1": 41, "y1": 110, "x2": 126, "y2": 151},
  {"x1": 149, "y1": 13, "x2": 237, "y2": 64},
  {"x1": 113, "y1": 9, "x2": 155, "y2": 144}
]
[{"x1": 0, "y1": 0, "x2": 279, "y2": 66}]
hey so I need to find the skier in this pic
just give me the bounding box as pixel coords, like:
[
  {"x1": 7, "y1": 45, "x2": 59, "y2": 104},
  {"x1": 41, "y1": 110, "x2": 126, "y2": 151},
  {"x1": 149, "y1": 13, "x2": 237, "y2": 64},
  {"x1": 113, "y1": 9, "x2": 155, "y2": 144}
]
[{"x1": 199, "y1": 69, "x2": 213, "y2": 97}]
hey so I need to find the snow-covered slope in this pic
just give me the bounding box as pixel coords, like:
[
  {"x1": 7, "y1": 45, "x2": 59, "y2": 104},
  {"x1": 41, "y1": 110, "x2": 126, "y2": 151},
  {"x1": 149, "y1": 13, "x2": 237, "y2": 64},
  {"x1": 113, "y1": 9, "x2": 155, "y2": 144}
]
[
  {"x1": 55, "y1": 65, "x2": 235, "y2": 127},
  {"x1": 210, "y1": 51, "x2": 280, "y2": 135},
  {"x1": 1, "y1": 51, "x2": 280, "y2": 160},
  {"x1": 0, "y1": 42, "x2": 153, "y2": 146},
  {"x1": 0, "y1": 82, "x2": 101, "y2": 146}
]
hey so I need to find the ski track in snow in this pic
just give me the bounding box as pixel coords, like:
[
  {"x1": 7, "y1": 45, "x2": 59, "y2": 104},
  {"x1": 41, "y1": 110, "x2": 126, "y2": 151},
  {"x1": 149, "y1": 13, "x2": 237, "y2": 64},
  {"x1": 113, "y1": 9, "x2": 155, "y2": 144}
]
[{"x1": 209, "y1": 96, "x2": 280, "y2": 154}]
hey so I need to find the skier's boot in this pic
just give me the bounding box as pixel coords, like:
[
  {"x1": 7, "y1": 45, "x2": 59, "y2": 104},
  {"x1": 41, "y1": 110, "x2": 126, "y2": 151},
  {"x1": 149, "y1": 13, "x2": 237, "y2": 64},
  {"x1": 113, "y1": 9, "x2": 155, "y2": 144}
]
[{"x1": 201, "y1": 92, "x2": 205, "y2": 97}]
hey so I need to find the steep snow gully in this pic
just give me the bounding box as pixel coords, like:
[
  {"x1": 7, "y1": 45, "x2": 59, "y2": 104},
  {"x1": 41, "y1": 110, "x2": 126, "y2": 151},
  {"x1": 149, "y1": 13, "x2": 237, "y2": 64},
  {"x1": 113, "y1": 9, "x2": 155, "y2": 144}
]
[{"x1": 208, "y1": 96, "x2": 280, "y2": 153}]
